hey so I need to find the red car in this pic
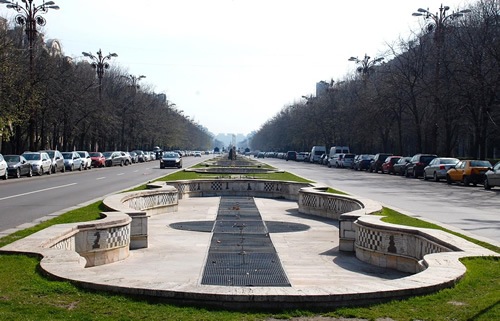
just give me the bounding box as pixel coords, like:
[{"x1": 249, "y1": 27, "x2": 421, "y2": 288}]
[
  {"x1": 90, "y1": 152, "x2": 106, "y2": 168},
  {"x1": 382, "y1": 156, "x2": 402, "y2": 174}
]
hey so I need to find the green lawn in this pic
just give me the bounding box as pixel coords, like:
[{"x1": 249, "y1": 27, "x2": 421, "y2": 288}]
[{"x1": 0, "y1": 169, "x2": 498, "y2": 320}]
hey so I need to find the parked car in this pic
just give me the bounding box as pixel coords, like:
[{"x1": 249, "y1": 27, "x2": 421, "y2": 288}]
[
  {"x1": 296, "y1": 152, "x2": 308, "y2": 161},
  {"x1": 90, "y1": 152, "x2": 106, "y2": 168},
  {"x1": 160, "y1": 151, "x2": 182, "y2": 168},
  {"x1": 62, "y1": 151, "x2": 83, "y2": 171},
  {"x1": 369, "y1": 153, "x2": 393, "y2": 173},
  {"x1": 286, "y1": 151, "x2": 297, "y2": 161},
  {"x1": 0, "y1": 153, "x2": 8, "y2": 180},
  {"x1": 194, "y1": 151, "x2": 202, "y2": 157},
  {"x1": 446, "y1": 160, "x2": 492, "y2": 186},
  {"x1": 381, "y1": 156, "x2": 402, "y2": 174},
  {"x1": 484, "y1": 161, "x2": 500, "y2": 190},
  {"x1": 405, "y1": 154, "x2": 437, "y2": 178},
  {"x1": 393, "y1": 156, "x2": 411, "y2": 175},
  {"x1": 309, "y1": 145, "x2": 326, "y2": 163},
  {"x1": 121, "y1": 152, "x2": 132, "y2": 165},
  {"x1": 257, "y1": 152, "x2": 265, "y2": 158},
  {"x1": 4, "y1": 155, "x2": 33, "y2": 178},
  {"x1": 76, "y1": 151, "x2": 92, "y2": 170},
  {"x1": 353, "y1": 154, "x2": 373, "y2": 171},
  {"x1": 103, "y1": 151, "x2": 126, "y2": 167},
  {"x1": 339, "y1": 153, "x2": 355, "y2": 168},
  {"x1": 423, "y1": 157, "x2": 459, "y2": 182},
  {"x1": 319, "y1": 153, "x2": 329, "y2": 165},
  {"x1": 22, "y1": 151, "x2": 52, "y2": 175},
  {"x1": 40, "y1": 150, "x2": 65, "y2": 173},
  {"x1": 129, "y1": 151, "x2": 139, "y2": 163},
  {"x1": 132, "y1": 150, "x2": 146, "y2": 162}
]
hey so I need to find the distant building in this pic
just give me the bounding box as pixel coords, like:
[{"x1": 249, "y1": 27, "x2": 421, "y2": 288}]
[{"x1": 316, "y1": 80, "x2": 330, "y2": 97}]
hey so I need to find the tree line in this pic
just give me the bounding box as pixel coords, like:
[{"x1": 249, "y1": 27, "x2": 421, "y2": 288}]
[
  {"x1": 0, "y1": 19, "x2": 213, "y2": 154},
  {"x1": 250, "y1": 1, "x2": 499, "y2": 160}
]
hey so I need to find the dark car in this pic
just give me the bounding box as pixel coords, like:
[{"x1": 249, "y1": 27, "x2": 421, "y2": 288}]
[
  {"x1": 393, "y1": 157, "x2": 411, "y2": 176},
  {"x1": 160, "y1": 152, "x2": 182, "y2": 168},
  {"x1": 5, "y1": 155, "x2": 33, "y2": 178},
  {"x1": 353, "y1": 154, "x2": 373, "y2": 171},
  {"x1": 369, "y1": 153, "x2": 393, "y2": 173},
  {"x1": 286, "y1": 151, "x2": 297, "y2": 161},
  {"x1": 405, "y1": 154, "x2": 437, "y2": 178}
]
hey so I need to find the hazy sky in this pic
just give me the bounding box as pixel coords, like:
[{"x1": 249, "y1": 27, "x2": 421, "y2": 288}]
[{"x1": 1, "y1": 0, "x2": 470, "y2": 136}]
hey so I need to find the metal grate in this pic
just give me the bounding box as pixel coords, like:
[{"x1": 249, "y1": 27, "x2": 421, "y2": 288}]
[{"x1": 201, "y1": 197, "x2": 291, "y2": 287}]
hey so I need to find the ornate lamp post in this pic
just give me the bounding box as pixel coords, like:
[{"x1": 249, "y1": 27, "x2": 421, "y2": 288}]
[
  {"x1": 412, "y1": 4, "x2": 470, "y2": 153},
  {"x1": 348, "y1": 54, "x2": 384, "y2": 78},
  {"x1": 82, "y1": 49, "x2": 118, "y2": 100},
  {"x1": 0, "y1": 0, "x2": 59, "y2": 151}
]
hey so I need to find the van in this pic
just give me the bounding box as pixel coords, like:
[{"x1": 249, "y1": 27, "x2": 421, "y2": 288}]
[
  {"x1": 328, "y1": 146, "x2": 350, "y2": 167},
  {"x1": 309, "y1": 146, "x2": 326, "y2": 163}
]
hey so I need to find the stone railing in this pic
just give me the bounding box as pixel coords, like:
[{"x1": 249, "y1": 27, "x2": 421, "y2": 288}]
[
  {"x1": 151, "y1": 179, "x2": 312, "y2": 201},
  {"x1": 297, "y1": 186, "x2": 382, "y2": 252},
  {"x1": 2, "y1": 211, "x2": 131, "y2": 268},
  {"x1": 102, "y1": 185, "x2": 179, "y2": 249},
  {"x1": 354, "y1": 215, "x2": 463, "y2": 273}
]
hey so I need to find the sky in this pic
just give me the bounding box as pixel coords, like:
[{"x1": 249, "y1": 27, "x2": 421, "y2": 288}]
[{"x1": 1, "y1": 0, "x2": 471, "y2": 136}]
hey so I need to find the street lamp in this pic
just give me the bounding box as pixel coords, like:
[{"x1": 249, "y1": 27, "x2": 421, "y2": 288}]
[
  {"x1": 82, "y1": 49, "x2": 118, "y2": 100},
  {"x1": 348, "y1": 54, "x2": 384, "y2": 77},
  {"x1": 0, "y1": 0, "x2": 59, "y2": 151},
  {"x1": 412, "y1": 4, "x2": 470, "y2": 154}
]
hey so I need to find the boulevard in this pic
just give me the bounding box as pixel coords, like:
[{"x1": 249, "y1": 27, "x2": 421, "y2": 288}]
[
  {"x1": 262, "y1": 158, "x2": 500, "y2": 246},
  {"x1": 0, "y1": 155, "x2": 208, "y2": 236}
]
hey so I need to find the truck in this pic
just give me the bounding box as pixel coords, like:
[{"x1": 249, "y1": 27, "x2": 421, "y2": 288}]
[{"x1": 309, "y1": 146, "x2": 326, "y2": 163}]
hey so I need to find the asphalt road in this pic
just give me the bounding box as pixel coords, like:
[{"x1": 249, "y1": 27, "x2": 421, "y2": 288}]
[
  {"x1": 0, "y1": 156, "x2": 208, "y2": 236},
  {"x1": 262, "y1": 157, "x2": 500, "y2": 246}
]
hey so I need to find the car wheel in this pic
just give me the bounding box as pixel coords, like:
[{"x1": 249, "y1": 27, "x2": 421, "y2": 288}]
[
  {"x1": 70, "y1": 164, "x2": 74, "y2": 171},
  {"x1": 79, "y1": 164, "x2": 83, "y2": 171},
  {"x1": 16, "y1": 168, "x2": 21, "y2": 178},
  {"x1": 27, "y1": 167, "x2": 33, "y2": 177},
  {"x1": 446, "y1": 174, "x2": 452, "y2": 184},
  {"x1": 463, "y1": 176, "x2": 471, "y2": 186},
  {"x1": 484, "y1": 178, "x2": 492, "y2": 190},
  {"x1": 405, "y1": 169, "x2": 409, "y2": 177},
  {"x1": 423, "y1": 172, "x2": 428, "y2": 180},
  {"x1": 39, "y1": 166, "x2": 44, "y2": 176},
  {"x1": 62, "y1": 165, "x2": 65, "y2": 173},
  {"x1": 120, "y1": 160, "x2": 124, "y2": 167},
  {"x1": 52, "y1": 165, "x2": 56, "y2": 174},
  {"x1": 2, "y1": 170, "x2": 7, "y2": 180},
  {"x1": 47, "y1": 166, "x2": 51, "y2": 175}
]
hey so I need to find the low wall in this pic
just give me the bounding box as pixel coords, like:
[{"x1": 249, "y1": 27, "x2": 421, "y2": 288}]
[
  {"x1": 297, "y1": 186, "x2": 382, "y2": 252},
  {"x1": 102, "y1": 185, "x2": 179, "y2": 249},
  {"x1": 3, "y1": 211, "x2": 131, "y2": 268},
  {"x1": 155, "y1": 179, "x2": 311, "y2": 201}
]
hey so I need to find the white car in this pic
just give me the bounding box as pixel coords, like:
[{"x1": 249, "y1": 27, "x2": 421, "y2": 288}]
[
  {"x1": 22, "y1": 151, "x2": 52, "y2": 175},
  {"x1": 0, "y1": 153, "x2": 8, "y2": 180},
  {"x1": 76, "y1": 151, "x2": 92, "y2": 170}
]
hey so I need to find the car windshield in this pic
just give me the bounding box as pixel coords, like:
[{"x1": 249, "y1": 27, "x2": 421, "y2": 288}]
[
  {"x1": 46, "y1": 151, "x2": 55, "y2": 158},
  {"x1": 103, "y1": 152, "x2": 113, "y2": 157},
  {"x1": 4, "y1": 155, "x2": 20, "y2": 162},
  {"x1": 421, "y1": 156, "x2": 436, "y2": 163},
  {"x1": 77, "y1": 152, "x2": 85, "y2": 157},
  {"x1": 471, "y1": 160, "x2": 491, "y2": 167},
  {"x1": 164, "y1": 152, "x2": 178, "y2": 158},
  {"x1": 90, "y1": 152, "x2": 101, "y2": 157},
  {"x1": 62, "y1": 153, "x2": 73, "y2": 159},
  {"x1": 23, "y1": 153, "x2": 40, "y2": 161},
  {"x1": 440, "y1": 158, "x2": 458, "y2": 164}
]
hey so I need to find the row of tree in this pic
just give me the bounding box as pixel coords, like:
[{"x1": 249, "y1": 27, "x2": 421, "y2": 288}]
[
  {"x1": 0, "y1": 19, "x2": 213, "y2": 154},
  {"x1": 250, "y1": 1, "x2": 500, "y2": 160}
]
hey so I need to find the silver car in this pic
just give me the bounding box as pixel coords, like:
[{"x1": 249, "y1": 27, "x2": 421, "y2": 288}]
[
  {"x1": 62, "y1": 151, "x2": 83, "y2": 171},
  {"x1": 484, "y1": 161, "x2": 500, "y2": 190},
  {"x1": 423, "y1": 157, "x2": 459, "y2": 182},
  {"x1": 0, "y1": 153, "x2": 7, "y2": 180},
  {"x1": 22, "y1": 151, "x2": 52, "y2": 175},
  {"x1": 40, "y1": 150, "x2": 65, "y2": 173}
]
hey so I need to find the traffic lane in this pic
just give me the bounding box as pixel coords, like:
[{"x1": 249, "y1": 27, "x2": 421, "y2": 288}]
[
  {"x1": 262, "y1": 158, "x2": 500, "y2": 245},
  {"x1": 0, "y1": 156, "x2": 206, "y2": 233}
]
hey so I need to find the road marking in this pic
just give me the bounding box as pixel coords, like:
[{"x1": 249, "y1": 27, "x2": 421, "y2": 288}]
[
  {"x1": 0, "y1": 183, "x2": 78, "y2": 201},
  {"x1": 117, "y1": 173, "x2": 124, "y2": 176},
  {"x1": 96, "y1": 177, "x2": 106, "y2": 180}
]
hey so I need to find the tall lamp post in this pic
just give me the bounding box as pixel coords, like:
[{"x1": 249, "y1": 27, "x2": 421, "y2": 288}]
[
  {"x1": 82, "y1": 49, "x2": 118, "y2": 100},
  {"x1": 121, "y1": 74, "x2": 145, "y2": 150},
  {"x1": 348, "y1": 54, "x2": 384, "y2": 79},
  {"x1": 412, "y1": 4, "x2": 470, "y2": 153},
  {"x1": 0, "y1": 0, "x2": 59, "y2": 151}
]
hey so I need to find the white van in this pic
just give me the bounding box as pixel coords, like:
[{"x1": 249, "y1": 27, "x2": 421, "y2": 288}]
[
  {"x1": 309, "y1": 146, "x2": 326, "y2": 163},
  {"x1": 328, "y1": 146, "x2": 350, "y2": 168}
]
